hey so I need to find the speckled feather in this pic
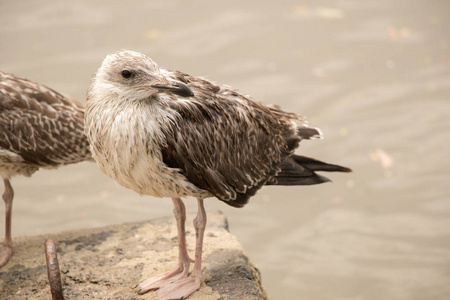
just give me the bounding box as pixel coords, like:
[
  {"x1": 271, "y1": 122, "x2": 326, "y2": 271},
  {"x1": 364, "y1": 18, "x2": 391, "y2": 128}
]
[
  {"x1": 157, "y1": 70, "x2": 307, "y2": 206},
  {"x1": 0, "y1": 71, "x2": 91, "y2": 179}
]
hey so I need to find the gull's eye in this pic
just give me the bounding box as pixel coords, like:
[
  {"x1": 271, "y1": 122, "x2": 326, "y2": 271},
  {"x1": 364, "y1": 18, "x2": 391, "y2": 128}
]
[{"x1": 121, "y1": 70, "x2": 132, "y2": 79}]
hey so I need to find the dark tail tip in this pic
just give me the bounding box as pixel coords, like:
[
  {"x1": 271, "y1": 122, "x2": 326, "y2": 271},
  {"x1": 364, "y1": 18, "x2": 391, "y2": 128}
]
[
  {"x1": 334, "y1": 166, "x2": 352, "y2": 173},
  {"x1": 267, "y1": 155, "x2": 351, "y2": 187},
  {"x1": 291, "y1": 154, "x2": 352, "y2": 173}
]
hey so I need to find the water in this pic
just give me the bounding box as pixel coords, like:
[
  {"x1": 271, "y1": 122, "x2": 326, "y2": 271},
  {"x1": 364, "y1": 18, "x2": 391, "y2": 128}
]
[{"x1": 1, "y1": 1, "x2": 449, "y2": 299}]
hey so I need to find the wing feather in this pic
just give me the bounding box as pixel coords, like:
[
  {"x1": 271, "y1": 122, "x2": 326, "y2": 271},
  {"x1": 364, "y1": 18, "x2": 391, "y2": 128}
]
[
  {"x1": 159, "y1": 71, "x2": 301, "y2": 207},
  {"x1": 0, "y1": 72, "x2": 91, "y2": 167}
]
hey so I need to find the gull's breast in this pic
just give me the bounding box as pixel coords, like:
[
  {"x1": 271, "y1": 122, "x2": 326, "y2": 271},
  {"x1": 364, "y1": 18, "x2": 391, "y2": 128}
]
[{"x1": 88, "y1": 103, "x2": 210, "y2": 199}]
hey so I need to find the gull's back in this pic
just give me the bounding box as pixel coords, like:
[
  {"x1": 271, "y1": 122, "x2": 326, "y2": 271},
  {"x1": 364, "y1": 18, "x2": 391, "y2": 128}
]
[{"x1": 0, "y1": 71, "x2": 91, "y2": 179}]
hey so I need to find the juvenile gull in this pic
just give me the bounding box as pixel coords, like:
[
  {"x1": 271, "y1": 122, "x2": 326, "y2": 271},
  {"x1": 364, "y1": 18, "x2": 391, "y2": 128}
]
[
  {"x1": 0, "y1": 71, "x2": 91, "y2": 267},
  {"x1": 85, "y1": 50, "x2": 351, "y2": 300}
]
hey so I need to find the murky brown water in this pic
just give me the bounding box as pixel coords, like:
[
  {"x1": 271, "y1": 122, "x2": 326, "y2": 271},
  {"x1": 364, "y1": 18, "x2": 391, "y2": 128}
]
[{"x1": 1, "y1": 1, "x2": 450, "y2": 299}]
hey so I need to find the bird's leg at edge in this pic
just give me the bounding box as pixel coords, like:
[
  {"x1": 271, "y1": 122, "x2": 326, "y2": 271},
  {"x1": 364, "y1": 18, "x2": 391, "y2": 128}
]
[
  {"x1": 0, "y1": 179, "x2": 13, "y2": 268},
  {"x1": 136, "y1": 197, "x2": 193, "y2": 294},
  {"x1": 157, "y1": 198, "x2": 206, "y2": 300}
]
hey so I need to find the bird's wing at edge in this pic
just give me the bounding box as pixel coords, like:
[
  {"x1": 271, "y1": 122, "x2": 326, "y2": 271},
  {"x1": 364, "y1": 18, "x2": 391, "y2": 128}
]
[{"x1": 0, "y1": 72, "x2": 90, "y2": 166}]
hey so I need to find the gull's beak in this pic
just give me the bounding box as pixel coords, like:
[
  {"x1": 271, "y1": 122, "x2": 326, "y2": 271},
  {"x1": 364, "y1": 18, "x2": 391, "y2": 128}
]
[{"x1": 152, "y1": 80, "x2": 194, "y2": 98}]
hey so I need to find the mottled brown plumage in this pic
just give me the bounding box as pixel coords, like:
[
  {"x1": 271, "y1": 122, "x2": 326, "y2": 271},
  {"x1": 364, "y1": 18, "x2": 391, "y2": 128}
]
[
  {"x1": 0, "y1": 71, "x2": 91, "y2": 267},
  {"x1": 158, "y1": 70, "x2": 350, "y2": 207}
]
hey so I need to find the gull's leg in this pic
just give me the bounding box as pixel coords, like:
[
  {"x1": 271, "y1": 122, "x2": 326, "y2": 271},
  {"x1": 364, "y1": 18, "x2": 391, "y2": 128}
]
[
  {"x1": 157, "y1": 198, "x2": 206, "y2": 300},
  {"x1": 0, "y1": 179, "x2": 13, "y2": 268},
  {"x1": 136, "y1": 197, "x2": 192, "y2": 294}
]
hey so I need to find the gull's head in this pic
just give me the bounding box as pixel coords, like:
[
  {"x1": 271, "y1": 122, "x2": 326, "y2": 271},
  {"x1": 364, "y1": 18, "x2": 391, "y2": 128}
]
[{"x1": 88, "y1": 50, "x2": 193, "y2": 104}]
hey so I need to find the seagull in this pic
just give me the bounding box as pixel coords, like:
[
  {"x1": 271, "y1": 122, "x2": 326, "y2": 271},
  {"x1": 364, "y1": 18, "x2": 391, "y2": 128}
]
[
  {"x1": 0, "y1": 71, "x2": 91, "y2": 267},
  {"x1": 84, "y1": 50, "x2": 351, "y2": 300}
]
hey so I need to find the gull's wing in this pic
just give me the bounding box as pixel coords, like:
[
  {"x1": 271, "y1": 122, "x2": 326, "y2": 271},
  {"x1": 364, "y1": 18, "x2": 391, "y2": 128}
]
[
  {"x1": 0, "y1": 72, "x2": 91, "y2": 167},
  {"x1": 158, "y1": 71, "x2": 302, "y2": 207}
]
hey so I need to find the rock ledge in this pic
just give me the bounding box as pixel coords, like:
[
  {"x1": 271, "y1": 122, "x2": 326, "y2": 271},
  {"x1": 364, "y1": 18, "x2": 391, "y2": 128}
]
[{"x1": 0, "y1": 211, "x2": 269, "y2": 300}]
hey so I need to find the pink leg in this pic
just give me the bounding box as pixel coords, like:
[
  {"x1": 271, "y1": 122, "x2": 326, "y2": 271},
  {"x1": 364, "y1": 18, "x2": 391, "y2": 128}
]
[
  {"x1": 136, "y1": 197, "x2": 193, "y2": 294},
  {"x1": 0, "y1": 179, "x2": 13, "y2": 268},
  {"x1": 157, "y1": 198, "x2": 207, "y2": 300}
]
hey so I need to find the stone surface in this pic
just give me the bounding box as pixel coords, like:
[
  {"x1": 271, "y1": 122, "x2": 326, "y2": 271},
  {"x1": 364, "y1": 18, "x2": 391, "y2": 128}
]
[{"x1": 0, "y1": 211, "x2": 268, "y2": 299}]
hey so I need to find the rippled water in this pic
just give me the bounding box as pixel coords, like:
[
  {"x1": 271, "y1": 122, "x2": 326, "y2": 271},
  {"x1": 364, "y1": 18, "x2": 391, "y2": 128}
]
[{"x1": 1, "y1": 1, "x2": 449, "y2": 299}]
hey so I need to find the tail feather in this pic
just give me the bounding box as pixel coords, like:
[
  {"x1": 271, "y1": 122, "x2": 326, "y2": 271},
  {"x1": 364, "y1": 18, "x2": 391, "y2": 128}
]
[
  {"x1": 297, "y1": 126, "x2": 323, "y2": 140},
  {"x1": 267, "y1": 154, "x2": 352, "y2": 186},
  {"x1": 291, "y1": 155, "x2": 352, "y2": 173}
]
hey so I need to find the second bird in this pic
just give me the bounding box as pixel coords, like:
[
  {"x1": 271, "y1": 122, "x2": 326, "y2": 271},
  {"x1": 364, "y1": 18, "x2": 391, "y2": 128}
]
[{"x1": 0, "y1": 71, "x2": 91, "y2": 267}]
